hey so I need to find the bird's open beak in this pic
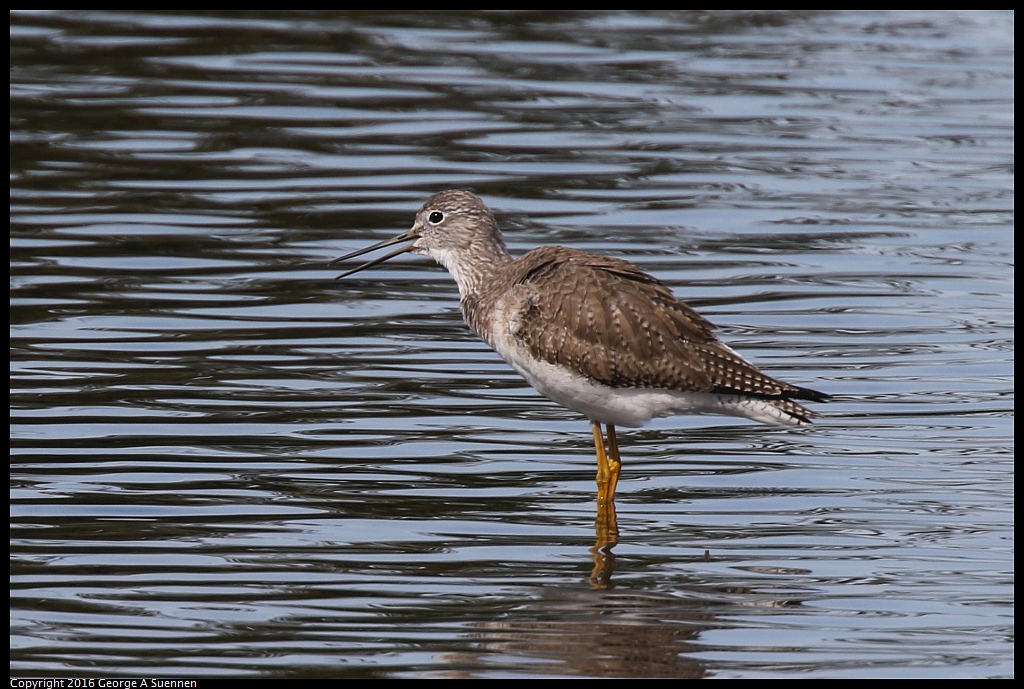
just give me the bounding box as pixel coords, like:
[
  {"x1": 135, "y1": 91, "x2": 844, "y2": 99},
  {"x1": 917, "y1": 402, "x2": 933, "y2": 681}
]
[{"x1": 331, "y1": 228, "x2": 419, "y2": 279}]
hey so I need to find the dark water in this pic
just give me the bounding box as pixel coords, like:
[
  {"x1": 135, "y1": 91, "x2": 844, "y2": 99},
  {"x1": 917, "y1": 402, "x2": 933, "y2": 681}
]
[{"x1": 11, "y1": 10, "x2": 1013, "y2": 678}]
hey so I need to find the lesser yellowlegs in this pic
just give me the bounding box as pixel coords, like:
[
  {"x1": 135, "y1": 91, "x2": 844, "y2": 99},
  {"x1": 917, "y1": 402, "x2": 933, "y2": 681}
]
[{"x1": 334, "y1": 190, "x2": 827, "y2": 510}]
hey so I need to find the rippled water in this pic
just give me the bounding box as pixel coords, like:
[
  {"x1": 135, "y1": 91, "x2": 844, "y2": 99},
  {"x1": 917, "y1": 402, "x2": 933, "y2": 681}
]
[{"x1": 11, "y1": 10, "x2": 1013, "y2": 678}]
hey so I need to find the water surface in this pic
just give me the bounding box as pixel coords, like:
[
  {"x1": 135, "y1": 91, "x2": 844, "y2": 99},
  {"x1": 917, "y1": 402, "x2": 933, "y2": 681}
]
[{"x1": 10, "y1": 10, "x2": 1014, "y2": 678}]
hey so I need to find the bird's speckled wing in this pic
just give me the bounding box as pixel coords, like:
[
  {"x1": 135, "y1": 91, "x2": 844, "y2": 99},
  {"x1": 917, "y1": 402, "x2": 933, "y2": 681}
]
[{"x1": 506, "y1": 246, "x2": 822, "y2": 405}]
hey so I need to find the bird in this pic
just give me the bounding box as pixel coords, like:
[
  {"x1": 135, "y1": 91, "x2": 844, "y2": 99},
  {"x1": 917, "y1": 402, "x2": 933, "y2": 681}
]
[{"x1": 333, "y1": 190, "x2": 827, "y2": 514}]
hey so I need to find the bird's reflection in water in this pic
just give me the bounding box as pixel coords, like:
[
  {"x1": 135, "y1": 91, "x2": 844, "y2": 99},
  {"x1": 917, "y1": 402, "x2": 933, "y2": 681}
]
[{"x1": 591, "y1": 495, "x2": 618, "y2": 589}]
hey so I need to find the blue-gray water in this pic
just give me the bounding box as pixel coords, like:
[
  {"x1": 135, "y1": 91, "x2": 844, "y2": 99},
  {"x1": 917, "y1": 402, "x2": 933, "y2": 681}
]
[{"x1": 10, "y1": 10, "x2": 1013, "y2": 678}]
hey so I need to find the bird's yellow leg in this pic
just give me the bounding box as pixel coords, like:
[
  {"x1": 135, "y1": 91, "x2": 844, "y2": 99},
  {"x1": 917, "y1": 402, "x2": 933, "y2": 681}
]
[
  {"x1": 591, "y1": 421, "x2": 620, "y2": 561},
  {"x1": 591, "y1": 420, "x2": 610, "y2": 490},
  {"x1": 605, "y1": 423, "x2": 621, "y2": 504},
  {"x1": 591, "y1": 421, "x2": 623, "y2": 505}
]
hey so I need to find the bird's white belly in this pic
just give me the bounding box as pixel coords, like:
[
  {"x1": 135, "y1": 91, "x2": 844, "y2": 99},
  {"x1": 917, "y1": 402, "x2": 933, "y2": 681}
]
[
  {"x1": 491, "y1": 336, "x2": 803, "y2": 428},
  {"x1": 511, "y1": 356, "x2": 683, "y2": 426},
  {"x1": 494, "y1": 341, "x2": 778, "y2": 427}
]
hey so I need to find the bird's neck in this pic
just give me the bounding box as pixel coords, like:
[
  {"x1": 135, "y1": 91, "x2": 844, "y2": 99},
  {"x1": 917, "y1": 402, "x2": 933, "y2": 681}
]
[
  {"x1": 428, "y1": 236, "x2": 514, "y2": 302},
  {"x1": 434, "y1": 237, "x2": 514, "y2": 345}
]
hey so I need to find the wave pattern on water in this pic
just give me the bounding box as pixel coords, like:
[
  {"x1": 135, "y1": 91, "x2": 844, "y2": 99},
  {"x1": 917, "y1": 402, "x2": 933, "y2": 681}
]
[{"x1": 11, "y1": 10, "x2": 1014, "y2": 679}]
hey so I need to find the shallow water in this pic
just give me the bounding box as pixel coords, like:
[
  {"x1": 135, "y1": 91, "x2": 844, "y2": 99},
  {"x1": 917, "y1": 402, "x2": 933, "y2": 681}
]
[{"x1": 10, "y1": 10, "x2": 1013, "y2": 678}]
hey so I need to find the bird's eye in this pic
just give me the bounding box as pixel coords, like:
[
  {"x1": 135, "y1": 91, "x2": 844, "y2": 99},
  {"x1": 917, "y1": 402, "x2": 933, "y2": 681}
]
[{"x1": 428, "y1": 211, "x2": 445, "y2": 224}]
